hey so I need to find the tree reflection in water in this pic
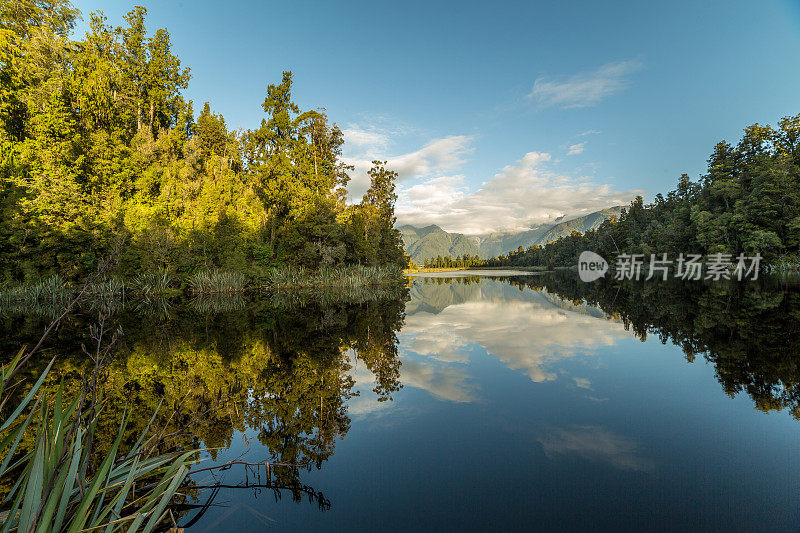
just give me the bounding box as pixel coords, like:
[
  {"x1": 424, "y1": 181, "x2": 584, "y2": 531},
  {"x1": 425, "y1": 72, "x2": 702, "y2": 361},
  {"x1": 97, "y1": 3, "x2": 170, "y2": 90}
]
[
  {"x1": 440, "y1": 272, "x2": 800, "y2": 418},
  {"x1": 0, "y1": 289, "x2": 407, "y2": 522}
]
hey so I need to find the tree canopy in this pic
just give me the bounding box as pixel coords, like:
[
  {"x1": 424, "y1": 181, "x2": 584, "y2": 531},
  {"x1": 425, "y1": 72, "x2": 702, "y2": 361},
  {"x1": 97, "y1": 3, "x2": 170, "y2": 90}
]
[{"x1": 0, "y1": 1, "x2": 406, "y2": 283}]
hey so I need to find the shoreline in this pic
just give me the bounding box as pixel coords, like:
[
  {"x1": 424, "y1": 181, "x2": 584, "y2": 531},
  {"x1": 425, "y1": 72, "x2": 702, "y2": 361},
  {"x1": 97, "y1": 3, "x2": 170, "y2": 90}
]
[
  {"x1": 1, "y1": 265, "x2": 406, "y2": 302},
  {"x1": 404, "y1": 265, "x2": 552, "y2": 274}
]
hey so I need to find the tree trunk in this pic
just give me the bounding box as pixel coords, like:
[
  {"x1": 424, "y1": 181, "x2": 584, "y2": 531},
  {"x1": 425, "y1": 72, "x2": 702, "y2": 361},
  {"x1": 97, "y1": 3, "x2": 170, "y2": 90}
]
[{"x1": 149, "y1": 101, "x2": 154, "y2": 132}]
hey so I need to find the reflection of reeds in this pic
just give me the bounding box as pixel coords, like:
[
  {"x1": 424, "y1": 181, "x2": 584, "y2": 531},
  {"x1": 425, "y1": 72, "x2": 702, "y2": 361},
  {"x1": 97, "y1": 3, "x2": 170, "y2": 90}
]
[
  {"x1": 0, "y1": 275, "x2": 72, "y2": 317},
  {"x1": 190, "y1": 268, "x2": 247, "y2": 294},
  {"x1": 267, "y1": 283, "x2": 407, "y2": 308},
  {"x1": 0, "y1": 299, "x2": 65, "y2": 319},
  {"x1": 132, "y1": 295, "x2": 173, "y2": 318},
  {"x1": 190, "y1": 293, "x2": 246, "y2": 313}
]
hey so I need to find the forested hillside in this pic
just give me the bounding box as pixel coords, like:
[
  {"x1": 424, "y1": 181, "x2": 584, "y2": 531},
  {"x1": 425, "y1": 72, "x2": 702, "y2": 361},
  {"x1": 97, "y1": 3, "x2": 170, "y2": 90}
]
[
  {"x1": 399, "y1": 225, "x2": 481, "y2": 264},
  {"x1": 483, "y1": 118, "x2": 800, "y2": 269},
  {"x1": 400, "y1": 206, "x2": 622, "y2": 264},
  {"x1": 0, "y1": 1, "x2": 405, "y2": 283}
]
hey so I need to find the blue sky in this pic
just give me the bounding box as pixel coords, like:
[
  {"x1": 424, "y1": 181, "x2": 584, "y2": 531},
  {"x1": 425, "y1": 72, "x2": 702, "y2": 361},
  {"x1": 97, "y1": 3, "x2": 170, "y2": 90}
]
[{"x1": 72, "y1": 0, "x2": 800, "y2": 234}]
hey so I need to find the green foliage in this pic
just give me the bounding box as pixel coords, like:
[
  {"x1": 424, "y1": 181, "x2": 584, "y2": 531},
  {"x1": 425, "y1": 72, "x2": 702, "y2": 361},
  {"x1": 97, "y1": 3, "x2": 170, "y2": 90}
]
[
  {"x1": 343, "y1": 161, "x2": 406, "y2": 268},
  {"x1": 0, "y1": 1, "x2": 405, "y2": 283}
]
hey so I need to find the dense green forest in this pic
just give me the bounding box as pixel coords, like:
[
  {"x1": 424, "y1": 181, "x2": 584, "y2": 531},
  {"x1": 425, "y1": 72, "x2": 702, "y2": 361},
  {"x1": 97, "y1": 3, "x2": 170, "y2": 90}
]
[
  {"x1": 0, "y1": 1, "x2": 405, "y2": 284},
  {"x1": 420, "y1": 253, "x2": 481, "y2": 269},
  {"x1": 482, "y1": 117, "x2": 800, "y2": 269}
]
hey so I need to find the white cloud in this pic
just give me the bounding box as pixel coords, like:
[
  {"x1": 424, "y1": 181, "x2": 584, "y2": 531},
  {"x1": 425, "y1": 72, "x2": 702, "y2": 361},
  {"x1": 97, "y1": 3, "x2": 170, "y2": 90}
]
[
  {"x1": 400, "y1": 175, "x2": 469, "y2": 214},
  {"x1": 538, "y1": 426, "x2": 654, "y2": 472},
  {"x1": 567, "y1": 143, "x2": 585, "y2": 156},
  {"x1": 399, "y1": 359, "x2": 477, "y2": 403},
  {"x1": 342, "y1": 125, "x2": 392, "y2": 152},
  {"x1": 401, "y1": 287, "x2": 630, "y2": 383},
  {"x1": 342, "y1": 127, "x2": 474, "y2": 199},
  {"x1": 579, "y1": 129, "x2": 602, "y2": 137},
  {"x1": 573, "y1": 377, "x2": 592, "y2": 389},
  {"x1": 395, "y1": 150, "x2": 640, "y2": 234},
  {"x1": 530, "y1": 60, "x2": 643, "y2": 109},
  {"x1": 390, "y1": 136, "x2": 473, "y2": 178}
]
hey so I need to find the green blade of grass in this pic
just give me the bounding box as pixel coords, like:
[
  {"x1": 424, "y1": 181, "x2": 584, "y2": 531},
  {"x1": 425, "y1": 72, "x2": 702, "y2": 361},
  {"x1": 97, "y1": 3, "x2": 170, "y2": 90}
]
[{"x1": 0, "y1": 358, "x2": 54, "y2": 433}]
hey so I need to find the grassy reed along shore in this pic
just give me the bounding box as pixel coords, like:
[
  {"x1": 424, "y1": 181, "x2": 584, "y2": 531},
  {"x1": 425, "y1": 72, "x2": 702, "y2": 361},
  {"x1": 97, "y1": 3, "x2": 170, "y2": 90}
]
[
  {"x1": 262, "y1": 265, "x2": 403, "y2": 290},
  {"x1": 190, "y1": 269, "x2": 247, "y2": 294},
  {"x1": 1, "y1": 265, "x2": 404, "y2": 310}
]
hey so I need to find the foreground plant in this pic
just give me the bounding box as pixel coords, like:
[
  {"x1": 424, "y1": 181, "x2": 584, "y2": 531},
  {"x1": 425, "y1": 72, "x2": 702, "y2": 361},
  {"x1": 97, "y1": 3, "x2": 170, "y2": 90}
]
[
  {"x1": 0, "y1": 295, "x2": 200, "y2": 533},
  {"x1": 0, "y1": 348, "x2": 197, "y2": 532}
]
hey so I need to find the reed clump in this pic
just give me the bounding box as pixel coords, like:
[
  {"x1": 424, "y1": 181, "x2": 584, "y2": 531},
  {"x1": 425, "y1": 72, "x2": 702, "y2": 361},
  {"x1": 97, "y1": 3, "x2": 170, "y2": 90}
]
[
  {"x1": 189, "y1": 268, "x2": 247, "y2": 294},
  {"x1": 0, "y1": 275, "x2": 73, "y2": 317},
  {"x1": 0, "y1": 275, "x2": 72, "y2": 305},
  {"x1": 85, "y1": 275, "x2": 126, "y2": 300},
  {"x1": 129, "y1": 269, "x2": 174, "y2": 297}
]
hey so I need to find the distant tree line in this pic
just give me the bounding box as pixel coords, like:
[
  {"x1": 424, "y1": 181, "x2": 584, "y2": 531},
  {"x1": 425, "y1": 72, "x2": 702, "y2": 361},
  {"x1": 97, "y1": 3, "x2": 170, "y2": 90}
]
[
  {"x1": 0, "y1": 1, "x2": 406, "y2": 283},
  {"x1": 482, "y1": 116, "x2": 800, "y2": 269},
  {"x1": 422, "y1": 253, "x2": 481, "y2": 269}
]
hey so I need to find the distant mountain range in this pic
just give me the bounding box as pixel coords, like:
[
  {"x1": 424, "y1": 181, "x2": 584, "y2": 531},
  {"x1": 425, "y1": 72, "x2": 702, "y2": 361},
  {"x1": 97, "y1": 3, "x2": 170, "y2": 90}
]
[{"x1": 399, "y1": 206, "x2": 623, "y2": 263}]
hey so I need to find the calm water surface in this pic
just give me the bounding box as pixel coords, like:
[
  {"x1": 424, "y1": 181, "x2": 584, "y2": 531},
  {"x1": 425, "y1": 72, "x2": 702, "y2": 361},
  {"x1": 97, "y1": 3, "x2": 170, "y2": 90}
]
[{"x1": 4, "y1": 273, "x2": 800, "y2": 531}]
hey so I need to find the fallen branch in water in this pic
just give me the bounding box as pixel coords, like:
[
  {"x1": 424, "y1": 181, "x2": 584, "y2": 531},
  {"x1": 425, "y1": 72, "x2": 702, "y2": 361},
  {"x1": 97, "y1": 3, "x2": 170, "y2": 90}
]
[{"x1": 188, "y1": 459, "x2": 307, "y2": 476}]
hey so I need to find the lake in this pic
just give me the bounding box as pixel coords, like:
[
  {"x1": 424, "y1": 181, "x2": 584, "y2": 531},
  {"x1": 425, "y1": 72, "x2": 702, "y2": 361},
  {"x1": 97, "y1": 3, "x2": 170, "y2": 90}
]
[{"x1": 3, "y1": 272, "x2": 800, "y2": 531}]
